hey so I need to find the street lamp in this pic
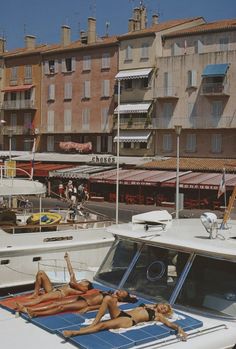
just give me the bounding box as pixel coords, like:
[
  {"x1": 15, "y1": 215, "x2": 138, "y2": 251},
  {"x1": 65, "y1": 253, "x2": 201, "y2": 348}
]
[
  {"x1": 174, "y1": 125, "x2": 182, "y2": 219},
  {"x1": 115, "y1": 79, "x2": 121, "y2": 224}
]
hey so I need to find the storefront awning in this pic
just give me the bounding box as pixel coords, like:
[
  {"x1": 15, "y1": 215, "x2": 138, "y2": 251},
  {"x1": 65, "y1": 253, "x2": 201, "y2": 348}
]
[
  {"x1": 202, "y1": 64, "x2": 229, "y2": 78},
  {"x1": 114, "y1": 102, "x2": 151, "y2": 114},
  {"x1": 2, "y1": 84, "x2": 34, "y2": 92},
  {"x1": 49, "y1": 165, "x2": 114, "y2": 179},
  {"x1": 115, "y1": 68, "x2": 153, "y2": 80},
  {"x1": 114, "y1": 130, "x2": 151, "y2": 143}
]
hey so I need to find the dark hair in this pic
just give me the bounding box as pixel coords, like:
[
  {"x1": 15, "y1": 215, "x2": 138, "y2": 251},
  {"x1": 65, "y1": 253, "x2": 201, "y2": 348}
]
[
  {"x1": 122, "y1": 293, "x2": 138, "y2": 304},
  {"x1": 86, "y1": 281, "x2": 93, "y2": 290}
]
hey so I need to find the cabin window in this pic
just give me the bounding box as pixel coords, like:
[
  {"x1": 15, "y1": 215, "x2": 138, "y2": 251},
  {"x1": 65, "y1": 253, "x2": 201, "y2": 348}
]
[
  {"x1": 95, "y1": 239, "x2": 190, "y2": 302},
  {"x1": 175, "y1": 255, "x2": 236, "y2": 318},
  {"x1": 95, "y1": 239, "x2": 141, "y2": 288},
  {"x1": 121, "y1": 245, "x2": 190, "y2": 302}
]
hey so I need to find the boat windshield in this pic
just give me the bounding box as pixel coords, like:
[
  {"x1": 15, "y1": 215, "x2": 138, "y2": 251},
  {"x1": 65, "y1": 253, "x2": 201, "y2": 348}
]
[
  {"x1": 176, "y1": 255, "x2": 236, "y2": 318},
  {"x1": 95, "y1": 239, "x2": 190, "y2": 302}
]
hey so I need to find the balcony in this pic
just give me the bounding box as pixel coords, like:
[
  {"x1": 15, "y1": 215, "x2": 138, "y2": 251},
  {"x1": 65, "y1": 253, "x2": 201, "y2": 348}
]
[
  {"x1": 154, "y1": 115, "x2": 236, "y2": 129},
  {"x1": 2, "y1": 99, "x2": 36, "y2": 110},
  {"x1": 2, "y1": 126, "x2": 34, "y2": 135},
  {"x1": 201, "y1": 82, "x2": 229, "y2": 96},
  {"x1": 113, "y1": 116, "x2": 153, "y2": 129},
  {"x1": 156, "y1": 86, "x2": 179, "y2": 99}
]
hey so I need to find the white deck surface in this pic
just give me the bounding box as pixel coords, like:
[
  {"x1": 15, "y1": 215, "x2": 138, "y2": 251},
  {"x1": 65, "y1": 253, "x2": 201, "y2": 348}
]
[{"x1": 0, "y1": 308, "x2": 75, "y2": 349}]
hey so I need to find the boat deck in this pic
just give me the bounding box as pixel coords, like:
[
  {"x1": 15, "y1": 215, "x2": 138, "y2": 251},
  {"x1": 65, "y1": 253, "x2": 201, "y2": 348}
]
[{"x1": 0, "y1": 284, "x2": 203, "y2": 349}]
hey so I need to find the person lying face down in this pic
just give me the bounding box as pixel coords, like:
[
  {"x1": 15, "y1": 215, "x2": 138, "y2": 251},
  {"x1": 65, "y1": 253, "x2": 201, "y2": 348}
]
[
  {"x1": 63, "y1": 297, "x2": 187, "y2": 341},
  {"x1": 15, "y1": 289, "x2": 138, "y2": 318}
]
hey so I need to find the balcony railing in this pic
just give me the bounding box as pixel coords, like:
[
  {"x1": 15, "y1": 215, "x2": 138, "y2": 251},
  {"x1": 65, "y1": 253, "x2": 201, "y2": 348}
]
[
  {"x1": 156, "y1": 86, "x2": 179, "y2": 99},
  {"x1": 2, "y1": 100, "x2": 35, "y2": 110},
  {"x1": 201, "y1": 82, "x2": 229, "y2": 95},
  {"x1": 2, "y1": 126, "x2": 34, "y2": 135},
  {"x1": 113, "y1": 117, "x2": 153, "y2": 129},
  {"x1": 153, "y1": 115, "x2": 236, "y2": 129}
]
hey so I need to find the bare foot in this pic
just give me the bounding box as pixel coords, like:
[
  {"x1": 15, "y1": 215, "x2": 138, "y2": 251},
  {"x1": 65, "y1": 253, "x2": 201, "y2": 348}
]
[
  {"x1": 63, "y1": 330, "x2": 72, "y2": 338},
  {"x1": 15, "y1": 302, "x2": 28, "y2": 314}
]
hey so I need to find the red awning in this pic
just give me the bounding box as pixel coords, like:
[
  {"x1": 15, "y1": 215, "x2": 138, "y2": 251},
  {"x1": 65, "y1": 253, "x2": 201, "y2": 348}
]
[
  {"x1": 2, "y1": 84, "x2": 34, "y2": 92},
  {"x1": 89, "y1": 169, "x2": 190, "y2": 186},
  {"x1": 162, "y1": 172, "x2": 236, "y2": 190},
  {"x1": 16, "y1": 162, "x2": 73, "y2": 177}
]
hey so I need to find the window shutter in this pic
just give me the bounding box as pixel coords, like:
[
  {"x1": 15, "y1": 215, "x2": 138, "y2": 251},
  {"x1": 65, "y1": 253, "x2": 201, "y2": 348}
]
[
  {"x1": 102, "y1": 80, "x2": 110, "y2": 97},
  {"x1": 64, "y1": 83, "x2": 72, "y2": 99},
  {"x1": 44, "y1": 61, "x2": 49, "y2": 75},
  {"x1": 82, "y1": 109, "x2": 90, "y2": 130},
  {"x1": 48, "y1": 84, "x2": 55, "y2": 100},
  {"x1": 64, "y1": 109, "x2": 72, "y2": 132},
  {"x1": 84, "y1": 81, "x2": 91, "y2": 98},
  {"x1": 47, "y1": 111, "x2": 54, "y2": 132},
  {"x1": 62, "y1": 59, "x2": 66, "y2": 73},
  {"x1": 83, "y1": 56, "x2": 91, "y2": 71},
  {"x1": 96, "y1": 135, "x2": 101, "y2": 152},
  {"x1": 141, "y1": 43, "x2": 149, "y2": 59},
  {"x1": 47, "y1": 135, "x2": 54, "y2": 151},
  {"x1": 71, "y1": 57, "x2": 76, "y2": 71},
  {"x1": 54, "y1": 60, "x2": 59, "y2": 73},
  {"x1": 211, "y1": 134, "x2": 222, "y2": 153},
  {"x1": 102, "y1": 53, "x2": 110, "y2": 69},
  {"x1": 101, "y1": 108, "x2": 109, "y2": 130}
]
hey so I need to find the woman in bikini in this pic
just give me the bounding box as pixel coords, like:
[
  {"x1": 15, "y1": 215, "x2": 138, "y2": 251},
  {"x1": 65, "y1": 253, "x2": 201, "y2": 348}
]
[
  {"x1": 16, "y1": 252, "x2": 93, "y2": 307},
  {"x1": 63, "y1": 294, "x2": 187, "y2": 341},
  {"x1": 16, "y1": 289, "x2": 137, "y2": 318}
]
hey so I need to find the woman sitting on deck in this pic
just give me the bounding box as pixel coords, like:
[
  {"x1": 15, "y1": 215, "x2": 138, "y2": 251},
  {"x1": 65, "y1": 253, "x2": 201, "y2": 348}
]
[
  {"x1": 17, "y1": 252, "x2": 93, "y2": 307},
  {"x1": 15, "y1": 289, "x2": 138, "y2": 318},
  {"x1": 63, "y1": 294, "x2": 187, "y2": 341}
]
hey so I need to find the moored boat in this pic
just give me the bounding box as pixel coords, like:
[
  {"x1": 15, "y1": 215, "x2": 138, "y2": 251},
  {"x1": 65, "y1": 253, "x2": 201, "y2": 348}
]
[{"x1": 0, "y1": 209, "x2": 236, "y2": 348}]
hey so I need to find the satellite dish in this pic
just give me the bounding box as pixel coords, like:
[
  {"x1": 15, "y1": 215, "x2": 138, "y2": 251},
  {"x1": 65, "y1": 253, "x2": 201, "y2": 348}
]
[{"x1": 200, "y1": 212, "x2": 218, "y2": 239}]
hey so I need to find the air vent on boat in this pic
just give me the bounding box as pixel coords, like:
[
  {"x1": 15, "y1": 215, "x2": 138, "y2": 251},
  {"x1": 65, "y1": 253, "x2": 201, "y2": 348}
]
[
  {"x1": 33, "y1": 257, "x2": 42, "y2": 262},
  {"x1": 43, "y1": 236, "x2": 73, "y2": 242},
  {"x1": 0, "y1": 259, "x2": 10, "y2": 265}
]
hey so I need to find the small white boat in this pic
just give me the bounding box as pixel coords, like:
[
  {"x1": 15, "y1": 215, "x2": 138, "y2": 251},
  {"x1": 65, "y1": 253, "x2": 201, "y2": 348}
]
[{"x1": 0, "y1": 171, "x2": 114, "y2": 291}]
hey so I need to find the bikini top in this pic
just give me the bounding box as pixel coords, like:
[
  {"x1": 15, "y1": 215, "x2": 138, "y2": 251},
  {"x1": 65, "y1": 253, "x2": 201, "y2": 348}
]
[{"x1": 139, "y1": 303, "x2": 156, "y2": 321}]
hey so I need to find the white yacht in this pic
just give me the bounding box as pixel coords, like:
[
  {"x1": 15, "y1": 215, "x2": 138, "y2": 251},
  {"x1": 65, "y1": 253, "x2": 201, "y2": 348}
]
[{"x1": 0, "y1": 209, "x2": 235, "y2": 348}]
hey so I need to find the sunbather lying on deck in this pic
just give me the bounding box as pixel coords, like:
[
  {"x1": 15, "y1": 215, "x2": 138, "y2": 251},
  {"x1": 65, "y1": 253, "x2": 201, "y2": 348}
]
[
  {"x1": 15, "y1": 289, "x2": 138, "y2": 318},
  {"x1": 16, "y1": 252, "x2": 93, "y2": 307},
  {"x1": 63, "y1": 295, "x2": 187, "y2": 341}
]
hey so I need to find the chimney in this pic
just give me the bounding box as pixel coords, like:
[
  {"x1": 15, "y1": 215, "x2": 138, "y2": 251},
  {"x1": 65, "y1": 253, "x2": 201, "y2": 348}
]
[
  {"x1": 25, "y1": 35, "x2": 36, "y2": 49},
  {"x1": 128, "y1": 19, "x2": 135, "y2": 32},
  {"x1": 140, "y1": 6, "x2": 147, "y2": 29},
  {"x1": 134, "y1": 20, "x2": 141, "y2": 31},
  {"x1": 61, "y1": 25, "x2": 71, "y2": 46},
  {"x1": 0, "y1": 38, "x2": 6, "y2": 53},
  {"x1": 87, "y1": 17, "x2": 96, "y2": 44},
  {"x1": 80, "y1": 30, "x2": 87, "y2": 44},
  {"x1": 152, "y1": 14, "x2": 159, "y2": 25}
]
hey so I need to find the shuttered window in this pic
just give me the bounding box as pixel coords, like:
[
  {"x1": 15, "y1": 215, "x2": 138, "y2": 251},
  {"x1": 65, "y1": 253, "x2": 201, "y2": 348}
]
[
  {"x1": 47, "y1": 110, "x2": 54, "y2": 132},
  {"x1": 186, "y1": 134, "x2": 196, "y2": 152},
  {"x1": 64, "y1": 83, "x2": 72, "y2": 99},
  {"x1": 101, "y1": 80, "x2": 110, "y2": 97},
  {"x1": 82, "y1": 109, "x2": 90, "y2": 130},
  {"x1": 64, "y1": 109, "x2": 72, "y2": 132},
  {"x1": 83, "y1": 56, "x2": 91, "y2": 71},
  {"x1": 48, "y1": 84, "x2": 55, "y2": 101},
  {"x1": 101, "y1": 108, "x2": 109, "y2": 131},
  {"x1": 163, "y1": 134, "x2": 172, "y2": 152},
  {"x1": 101, "y1": 53, "x2": 110, "y2": 69},
  {"x1": 211, "y1": 134, "x2": 222, "y2": 153},
  {"x1": 47, "y1": 135, "x2": 54, "y2": 151},
  {"x1": 83, "y1": 80, "x2": 91, "y2": 99}
]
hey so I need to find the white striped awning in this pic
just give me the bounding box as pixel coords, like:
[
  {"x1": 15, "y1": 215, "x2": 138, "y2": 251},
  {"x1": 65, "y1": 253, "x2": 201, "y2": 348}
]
[
  {"x1": 114, "y1": 130, "x2": 151, "y2": 143},
  {"x1": 114, "y1": 102, "x2": 151, "y2": 114},
  {"x1": 115, "y1": 68, "x2": 152, "y2": 80}
]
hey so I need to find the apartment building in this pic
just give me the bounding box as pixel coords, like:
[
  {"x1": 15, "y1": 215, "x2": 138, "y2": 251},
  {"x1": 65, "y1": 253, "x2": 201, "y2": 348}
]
[
  {"x1": 0, "y1": 38, "x2": 5, "y2": 149},
  {"x1": 1, "y1": 36, "x2": 49, "y2": 152},
  {"x1": 114, "y1": 5, "x2": 205, "y2": 156},
  {"x1": 40, "y1": 19, "x2": 119, "y2": 153},
  {"x1": 155, "y1": 19, "x2": 236, "y2": 158}
]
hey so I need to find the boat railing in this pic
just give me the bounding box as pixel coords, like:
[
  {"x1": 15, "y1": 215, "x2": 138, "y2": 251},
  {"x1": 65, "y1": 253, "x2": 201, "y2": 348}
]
[{"x1": 1, "y1": 218, "x2": 113, "y2": 234}]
